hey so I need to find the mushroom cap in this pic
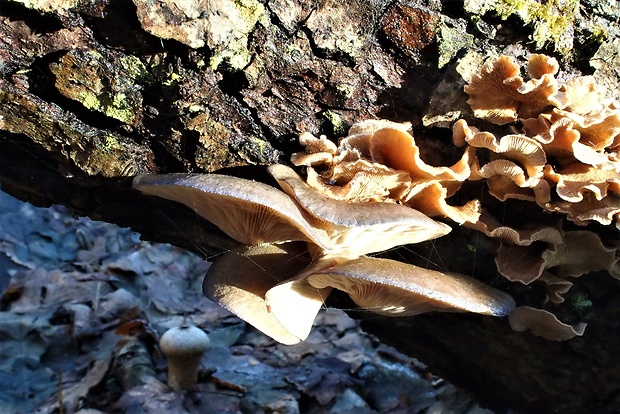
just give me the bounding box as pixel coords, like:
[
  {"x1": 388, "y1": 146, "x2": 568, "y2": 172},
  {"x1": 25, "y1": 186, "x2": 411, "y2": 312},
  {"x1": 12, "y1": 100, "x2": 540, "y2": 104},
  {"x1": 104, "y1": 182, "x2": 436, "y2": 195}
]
[
  {"x1": 267, "y1": 164, "x2": 451, "y2": 258},
  {"x1": 203, "y1": 243, "x2": 315, "y2": 345},
  {"x1": 264, "y1": 276, "x2": 332, "y2": 341},
  {"x1": 306, "y1": 257, "x2": 516, "y2": 316},
  {"x1": 369, "y1": 128, "x2": 472, "y2": 181},
  {"x1": 159, "y1": 325, "x2": 210, "y2": 357},
  {"x1": 508, "y1": 306, "x2": 586, "y2": 341},
  {"x1": 133, "y1": 173, "x2": 332, "y2": 249}
]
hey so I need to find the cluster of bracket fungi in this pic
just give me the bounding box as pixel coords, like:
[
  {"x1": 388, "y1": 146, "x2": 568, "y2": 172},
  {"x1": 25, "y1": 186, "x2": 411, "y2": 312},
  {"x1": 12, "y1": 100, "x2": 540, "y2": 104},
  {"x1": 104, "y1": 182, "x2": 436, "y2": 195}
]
[{"x1": 134, "y1": 54, "x2": 620, "y2": 344}]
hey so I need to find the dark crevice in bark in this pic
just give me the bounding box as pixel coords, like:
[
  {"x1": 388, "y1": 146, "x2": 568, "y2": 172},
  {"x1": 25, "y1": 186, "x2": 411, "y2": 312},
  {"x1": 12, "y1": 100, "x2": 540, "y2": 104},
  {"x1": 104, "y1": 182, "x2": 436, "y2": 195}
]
[{"x1": 0, "y1": 1, "x2": 64, "y2": 34}]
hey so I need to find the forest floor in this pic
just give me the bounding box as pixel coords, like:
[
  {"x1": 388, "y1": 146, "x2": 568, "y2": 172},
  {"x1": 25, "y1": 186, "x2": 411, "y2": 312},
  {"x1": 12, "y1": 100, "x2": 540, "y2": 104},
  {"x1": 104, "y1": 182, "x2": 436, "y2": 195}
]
[{"x1": 0, "y1": 188, "x2": 496, "y2": 414}]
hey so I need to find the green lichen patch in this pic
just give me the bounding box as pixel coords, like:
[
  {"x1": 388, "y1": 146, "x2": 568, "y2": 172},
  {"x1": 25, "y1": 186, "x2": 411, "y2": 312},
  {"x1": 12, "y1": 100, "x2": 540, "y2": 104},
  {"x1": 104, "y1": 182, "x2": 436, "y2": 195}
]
[
  {"x1": 50, "y1": 49, "x2": 149, "y2": 125},
  {"x1": 0, "y1": 82, "x2": 154, "y2": 177},
  {"x1": 438, "y1": 18, "x2": 475, "y2": 68},
  {"x1": 468, "y1": 0, "x2": 580, "y2": 55},
  {"x1": 207, "y1": 0, "x2": 267, "y2": 70},
  {"x1": 323, "y1": 110, "x2": 346, "y2": 135}
]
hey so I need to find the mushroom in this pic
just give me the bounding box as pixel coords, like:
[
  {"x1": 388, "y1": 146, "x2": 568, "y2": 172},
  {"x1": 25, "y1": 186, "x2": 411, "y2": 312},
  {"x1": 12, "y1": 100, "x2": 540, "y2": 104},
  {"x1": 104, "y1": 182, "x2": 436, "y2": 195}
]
[
  {"x1": 267, "y1": 164, "x2": 451, "y2": 259},
  {"x1": 368, "y1": 128, "x2": 473, "y2": 182},
  {"x1": 464, "y1": 54, "x2": 560, "y2": 124},
  {"x1": 202, "y1": 243, "x2": 320, "y2": 344},
  {"x1": 508, "y1": 306, "x2": 586, "y2": 341},
  {"x1": 304, "y1": 160, "x2": 412, "y2": 202},
  {"x1": 159, "y1": 325, "x2": 210, "y2": 390},
  {"x1": 303, "y1": 256, "x2": 516, "y2": 316},
  {"x1": 133, "y1": 173, "x2": 332, "y2": 249},
  {"x1": 134, "y1": 163, "x2": 522, "y2": 344}
]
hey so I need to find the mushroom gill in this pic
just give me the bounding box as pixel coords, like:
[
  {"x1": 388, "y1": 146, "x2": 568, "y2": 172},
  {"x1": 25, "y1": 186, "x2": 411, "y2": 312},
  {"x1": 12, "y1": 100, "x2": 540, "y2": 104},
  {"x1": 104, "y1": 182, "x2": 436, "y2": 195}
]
[
  {"x1": 304, "y1": 160, "x2": 411, "y2": 202},
  {"x1": 132, "y1": 173, "x2": 332, "y2": 249},
  {"x1": 464, "y1": 54, "x2": 560, "y2": 124},
  {"x1": 544, "y1": 162, "x2": 620, "y2": 203},
  {"x1": 202, "y1": 243, "x2": 316, "y2": 345},
  {"x1": 305, "y1": 256, "x2": 515, "y2": 317}
]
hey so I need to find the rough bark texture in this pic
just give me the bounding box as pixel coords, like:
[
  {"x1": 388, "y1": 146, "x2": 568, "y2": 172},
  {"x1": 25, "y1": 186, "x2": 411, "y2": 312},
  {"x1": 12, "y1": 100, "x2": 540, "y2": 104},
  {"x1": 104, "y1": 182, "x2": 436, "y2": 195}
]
[{"x1": 2, "y1": 1, "x2": 620, "y2": 413}]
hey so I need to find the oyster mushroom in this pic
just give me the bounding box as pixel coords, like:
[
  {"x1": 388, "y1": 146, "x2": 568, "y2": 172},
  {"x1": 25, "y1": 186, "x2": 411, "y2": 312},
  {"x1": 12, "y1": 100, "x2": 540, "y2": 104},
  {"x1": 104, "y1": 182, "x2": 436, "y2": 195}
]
[
  {"x1": 304, "y1": 256, "x2": 515, "y2": 316},
  {"x1": 135, "y1": 165, "x2": 514, "y2": 344},
  {"x1": 159, "y1": 325, "x2": 210, "y2": 390},
  {"x1": 202, "y1": 243, "x2": 323, "y2": 345},
  {"x1": 267, "y1": 164, "x2": 451, "y2": 259},
  {"x1": 132, "y1": 173, "x2": 332, "y2": 249},
  {"x1": 508, "y1": 306, "x2": 586, "y2": 341}
]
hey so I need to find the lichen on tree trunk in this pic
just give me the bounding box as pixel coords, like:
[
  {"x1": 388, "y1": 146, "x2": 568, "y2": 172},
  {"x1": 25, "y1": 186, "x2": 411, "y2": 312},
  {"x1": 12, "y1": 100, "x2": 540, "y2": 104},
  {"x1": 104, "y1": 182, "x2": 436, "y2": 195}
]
[{"x1": 2, "y1": 0, "x2": 620, "y2": 412}]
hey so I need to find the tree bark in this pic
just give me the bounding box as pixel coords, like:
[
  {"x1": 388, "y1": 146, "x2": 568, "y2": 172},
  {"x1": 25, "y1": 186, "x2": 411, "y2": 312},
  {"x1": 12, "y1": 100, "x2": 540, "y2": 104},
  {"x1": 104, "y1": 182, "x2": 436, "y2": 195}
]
[{"x1": 2, "y1": 1, "x2": 620, "y2": 413}]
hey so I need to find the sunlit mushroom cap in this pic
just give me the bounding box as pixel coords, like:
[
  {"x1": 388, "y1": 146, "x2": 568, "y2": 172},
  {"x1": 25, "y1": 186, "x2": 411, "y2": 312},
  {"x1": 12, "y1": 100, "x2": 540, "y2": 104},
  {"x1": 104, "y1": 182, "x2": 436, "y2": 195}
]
[
  {"x1": 306, "y1": 257, "x2": 515, "y2": 317},
  {"x1": 403, "y1": 181, "x2": 481, "y2": 224},
  {"x1": 369, "y1": 128, "x2": 473, "y2": 181},
  {"x1": 463, "y1": 55, "x2": 523, "y2": 125},
  {"x1": 133, "y1": 173, "x2": 332, "y2": 249},
  {"x1": 203, "y1": 243, "x2": 314, "y2": 345},
  {"x1": 267, "y1": 164, "x2": 451, "y2": 258},
  {"x1": 464, "y1": 54, "x2": 560, "y2": 124},
  {"x1": 305, "y1": 160, "x2": 412, "y2": 202}
]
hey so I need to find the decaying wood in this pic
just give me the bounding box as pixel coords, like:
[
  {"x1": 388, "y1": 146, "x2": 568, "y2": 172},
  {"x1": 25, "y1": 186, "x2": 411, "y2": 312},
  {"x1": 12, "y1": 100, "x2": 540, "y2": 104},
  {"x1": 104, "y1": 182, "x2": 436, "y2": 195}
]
[{"x1": 2, "y1": 1, "x2": 620, "y2": 412}]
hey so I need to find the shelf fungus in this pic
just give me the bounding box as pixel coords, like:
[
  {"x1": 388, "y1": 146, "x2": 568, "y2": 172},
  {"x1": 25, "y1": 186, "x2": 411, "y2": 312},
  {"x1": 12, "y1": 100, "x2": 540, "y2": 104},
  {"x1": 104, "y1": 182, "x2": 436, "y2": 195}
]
[
  {"x1": 292, "y1": 121, "x2": 481, "y2": 224},
  {"x1": 509, "y1": 306, "x2": 587, "y2": 341},
  {"x1": 133, "y1": 164, "x2": 513, "y2": 344},
  {"x1": 305, "y1": 257, "x2": 515, "y2": 317},
  {"x1": 132, "y1": 173, "x2": 332, "y2": 249},
  {"x1": 462, "y1": 53, "x2": 620, "y2": 227},
  {"x1": 134, "y1": 53, "x2": 620, "y2": 344}
]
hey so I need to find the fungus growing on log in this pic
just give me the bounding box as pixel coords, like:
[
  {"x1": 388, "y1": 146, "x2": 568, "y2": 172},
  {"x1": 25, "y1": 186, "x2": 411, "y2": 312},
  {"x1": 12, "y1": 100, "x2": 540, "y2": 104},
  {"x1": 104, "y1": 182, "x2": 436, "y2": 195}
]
[
  {"x1": 508, "y1": 306, "x2": 586, "y2": 341},
  {"x1": 305, "y1": 257, "x2": 515, "y2": 317},
  {"x1": 202, "y1": 243, "x2": 314, "y2": 345},
  {"x1": 133, "y1": 173, "x2": 332, "y2": 249},
  {"x1": 267, "y1": 163, "x2": 451, "y2": 259},
  {"x1": 134, "y1": 162, "x2": 507, "y2": 343},
  {"x1": 134, "y1": 53, "x2": 620, "y2": 344}
]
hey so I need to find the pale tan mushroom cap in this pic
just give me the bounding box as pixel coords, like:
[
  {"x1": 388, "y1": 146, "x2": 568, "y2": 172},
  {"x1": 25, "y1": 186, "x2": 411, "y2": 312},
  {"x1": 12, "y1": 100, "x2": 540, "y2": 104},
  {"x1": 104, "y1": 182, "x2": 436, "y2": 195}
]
[
  {"x1": 267, "y1": 164, "x2": 451, "y2": 258},
  {"x1": 470, "y1": 211, "x2": 620, "y2": 284},
  {"x1": 159, "y1": 325, "x2": 210, "y2": 390},
  {"x1": 369, "y1": 128, "x2": 473, "y2": 181},
  {"x1": 464, "y1": 54, "x2": 560, "y2": 124},
  {"x1": 264, "y1": 277, "x2": 332, "y2": 342},
  {"x1": 133, "y1": 173, "x2": 332, "y2": 249},
  {"x1": 203, "y1": 243, "x2": 313, "y2": 345},
  {"x1": 306, "y1": 257, "x2": 516, "y2": 317},
  {"x1": 527, "y1": 53, "x2": 559, "y2": 79},
  {"x1": 508, "y1": 306, "x2": 586, "y2": 341}
]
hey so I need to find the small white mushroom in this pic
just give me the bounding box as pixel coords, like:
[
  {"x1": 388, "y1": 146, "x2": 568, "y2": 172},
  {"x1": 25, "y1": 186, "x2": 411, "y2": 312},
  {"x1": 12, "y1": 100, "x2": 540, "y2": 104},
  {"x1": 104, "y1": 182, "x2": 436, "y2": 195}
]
[
  {"x1": 159, "y1": 325, "x2": 210, "y2": 390},
  {"x1": 133, "y1": 173, "x2": 332, "y2": 249},
  {"x1": 305, "y1": 257, "x2": 516, "y2": 316}
]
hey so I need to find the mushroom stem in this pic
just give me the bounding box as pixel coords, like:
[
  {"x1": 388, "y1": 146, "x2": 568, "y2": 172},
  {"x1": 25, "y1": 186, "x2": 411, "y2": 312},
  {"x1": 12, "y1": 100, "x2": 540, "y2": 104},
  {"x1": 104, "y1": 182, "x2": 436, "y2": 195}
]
[{"x1": 159, "y1": 325, "x2": 210, "y2": 391}]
